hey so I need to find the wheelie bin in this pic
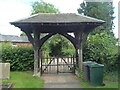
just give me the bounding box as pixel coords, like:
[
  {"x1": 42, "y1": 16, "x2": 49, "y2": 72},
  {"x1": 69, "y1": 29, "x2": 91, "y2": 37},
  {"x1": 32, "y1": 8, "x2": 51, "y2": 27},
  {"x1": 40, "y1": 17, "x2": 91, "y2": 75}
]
[
  {"x1": 88, "y1": 63, "x2": 104, "y2": 86},
  {"x1": 83, "y1": 61, "x2": 97, "y2": 81}
]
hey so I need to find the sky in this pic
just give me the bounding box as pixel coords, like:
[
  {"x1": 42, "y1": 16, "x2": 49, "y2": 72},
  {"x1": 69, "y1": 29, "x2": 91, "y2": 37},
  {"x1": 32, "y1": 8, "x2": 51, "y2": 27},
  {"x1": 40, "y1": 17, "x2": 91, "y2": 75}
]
[{"x1": 0, "y1": 0, "x2": 119, "y2": 38}]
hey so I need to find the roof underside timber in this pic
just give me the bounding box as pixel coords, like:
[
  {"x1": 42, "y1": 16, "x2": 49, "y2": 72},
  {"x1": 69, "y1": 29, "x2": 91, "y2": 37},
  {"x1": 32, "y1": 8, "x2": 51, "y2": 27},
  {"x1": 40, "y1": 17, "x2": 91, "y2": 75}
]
[{"x1": 10, "y1": 13, "x2": 105, "y2": 33}]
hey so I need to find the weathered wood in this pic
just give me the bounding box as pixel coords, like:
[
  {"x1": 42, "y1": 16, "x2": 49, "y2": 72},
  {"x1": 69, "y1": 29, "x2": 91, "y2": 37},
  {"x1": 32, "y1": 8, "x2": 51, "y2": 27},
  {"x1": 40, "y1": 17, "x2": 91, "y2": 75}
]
[
  {"x1": 78, "y1": 42, "x2": 83, "y2": 71},
  {"x1": 38, "y1": 33, "x2": 76, "y2": 50},
  {"x1": 24, "y1": 32, "x2": 34, "y2": 46},
  {"x1": 39, "y1": 33, "x2": 56, "y2": 49},
  {"x1": 74, "y1": 32, "x2": 83, "y2": 71},
  {"x1": 59, "y1": 33, "x2": 76, "y2": 48},
  {"x1": 11, "y1": 13, "x2": 105, "y2": 76},
  {"x1": 43, "y1": 58, "x2": 55, "y2": 72},
  {"x1": 41, "y1": 56, "x2": 75, "y2": 74},
  {"x1": 33, "y1": 30, "x2": 40, "y2": 76},
  {"x1": 40, "y1": 54, "x2": 43, "y2": 75},
  {"x1": 82, "y1": 32, "x2": 89, "y2": 42},
  {"x1": 57, "y1": 57, "x2": 59, "y2": 74},
  {"x1": 23, "y1": 29, "x2": 89, "y2": 74},
  {"x1": 24, "y1": 30, "x2": 89, "y2": 74}
]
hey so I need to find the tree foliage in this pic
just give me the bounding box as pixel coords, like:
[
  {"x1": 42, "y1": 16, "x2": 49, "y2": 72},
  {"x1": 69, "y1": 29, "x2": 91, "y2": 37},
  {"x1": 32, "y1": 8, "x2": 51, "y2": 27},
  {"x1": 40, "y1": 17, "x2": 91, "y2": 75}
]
[
  {"x1": 78, "y1": 1, "x2": 118, "y2": 71},
  {"x1": 41, "y1": 34, "x2": 75, "y2": 57},
  {"x1": 77, "y1": 1, "x2": 115, "y2": 36},
  {"x1": 31, "y1": 0, "x2": 60, "y2": 15},
  {"x1": 20, "y1": 32, "x2": 26, "y2": 36},
  {"x1": 83, "y1": 32, "x2": 118, "y2": 71}
]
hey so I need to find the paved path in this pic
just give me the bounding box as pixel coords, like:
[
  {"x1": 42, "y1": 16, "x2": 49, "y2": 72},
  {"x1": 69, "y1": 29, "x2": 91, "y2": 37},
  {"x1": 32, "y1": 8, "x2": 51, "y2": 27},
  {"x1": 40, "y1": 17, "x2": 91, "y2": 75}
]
[{"x1": 41, "y1": 73, "x2": 82, "y2": 88}]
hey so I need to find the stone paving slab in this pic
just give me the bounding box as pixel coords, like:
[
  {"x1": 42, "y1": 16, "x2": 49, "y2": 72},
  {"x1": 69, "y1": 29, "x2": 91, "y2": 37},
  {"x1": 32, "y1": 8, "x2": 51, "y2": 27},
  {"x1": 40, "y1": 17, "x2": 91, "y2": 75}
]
[{"x1": 41, "y1": 73, "x2": 82, "y2": 88}]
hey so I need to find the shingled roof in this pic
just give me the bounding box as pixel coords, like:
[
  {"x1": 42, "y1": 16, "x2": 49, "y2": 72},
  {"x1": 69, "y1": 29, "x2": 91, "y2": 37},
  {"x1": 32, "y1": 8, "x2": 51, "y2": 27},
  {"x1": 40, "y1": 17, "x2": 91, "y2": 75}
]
[
  {"x1": 0, "y1": 34, "x2": 29, "y2": 43},
  {"x1": 10, "y1": 13, "x2": 105, "y2": 33},
  {"x1": 12, "y1": 13, "x2": 105, "y2": 23}
]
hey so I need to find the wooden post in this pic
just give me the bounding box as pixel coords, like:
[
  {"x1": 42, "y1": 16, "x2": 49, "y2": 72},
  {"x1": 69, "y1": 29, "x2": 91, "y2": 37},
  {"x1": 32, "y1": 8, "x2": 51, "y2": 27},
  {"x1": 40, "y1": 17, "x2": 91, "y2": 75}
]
[
  {"x1": 24, "y1": 31, "x2": 41, "y2": 76},
  {"x1": 33, "y1": 30, "x2": 40, "y2": 76},
  {"x1": 40, "y1": 53, "x2": 43, "y2": 76},
  {"x1": 75, "y1": 49, "x2": 79, "y2": 67},
  {"x1": 74, "y1": 32, "x2": 83, "y2": 71},
  {"x1": 77, "y1": 42, "x2": 83, "y2": 71},
  {"x1": 57, "y1": 57, "x2": 59, "y2": 74}
]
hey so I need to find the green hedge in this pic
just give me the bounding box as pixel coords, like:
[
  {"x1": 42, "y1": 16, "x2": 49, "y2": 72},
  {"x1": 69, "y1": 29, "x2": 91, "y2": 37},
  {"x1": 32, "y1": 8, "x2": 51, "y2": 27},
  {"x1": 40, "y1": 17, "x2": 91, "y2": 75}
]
[{"x1": 1, "y1": 43, "x2": 34, "y2": 71}]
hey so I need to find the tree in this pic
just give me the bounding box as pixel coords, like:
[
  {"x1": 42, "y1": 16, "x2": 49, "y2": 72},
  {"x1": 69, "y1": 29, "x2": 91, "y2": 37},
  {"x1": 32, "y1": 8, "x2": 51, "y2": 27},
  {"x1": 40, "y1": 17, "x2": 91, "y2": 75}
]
[
  {"x1": 78, "y1": 1, "x2": 118, "y2": 72},
  {"x1": 77, "y1": 1, "x2": 115, "y2": 36},
  {"x1": 31, "y1": 0, "x2": 60, "y2": 15}
]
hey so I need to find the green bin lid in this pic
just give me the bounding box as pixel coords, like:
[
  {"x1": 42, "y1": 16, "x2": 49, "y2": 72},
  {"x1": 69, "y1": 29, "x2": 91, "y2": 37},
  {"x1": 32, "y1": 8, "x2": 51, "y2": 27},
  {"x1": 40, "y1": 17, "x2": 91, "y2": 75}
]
[
  {"x1": 83, "y1": 61, "x2": 97, "y2": 66},
  {"x1": 88, "y1": 63, "x2": 104, "y2": 68}
]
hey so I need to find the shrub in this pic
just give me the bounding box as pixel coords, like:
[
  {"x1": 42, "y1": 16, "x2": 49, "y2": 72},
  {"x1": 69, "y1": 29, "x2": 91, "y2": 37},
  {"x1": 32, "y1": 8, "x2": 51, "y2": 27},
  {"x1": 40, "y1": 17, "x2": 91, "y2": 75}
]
[
  {"x1": 83, "y1": 33, "x2": 118, "y2": 72},
  {"x1": 1, "y1": 43, "x2": 34, "y2": 71}
]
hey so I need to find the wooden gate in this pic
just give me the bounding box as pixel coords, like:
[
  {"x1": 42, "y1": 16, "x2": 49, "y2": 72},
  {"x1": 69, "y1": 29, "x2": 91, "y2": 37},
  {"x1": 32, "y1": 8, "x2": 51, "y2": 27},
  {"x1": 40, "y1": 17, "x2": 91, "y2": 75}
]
[{"x1": 40, "y1": 56, "x2": 76, "y2": 75}]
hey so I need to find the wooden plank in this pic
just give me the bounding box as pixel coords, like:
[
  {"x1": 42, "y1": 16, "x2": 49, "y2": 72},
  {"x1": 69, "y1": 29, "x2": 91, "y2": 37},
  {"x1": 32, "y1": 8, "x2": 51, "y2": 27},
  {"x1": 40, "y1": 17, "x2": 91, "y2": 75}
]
[
  {"x1": 61, "y1": 58, "x2": 72, "y2": 69},
  {"x1": 47, "y1": 56, "x2": 48, "y2": 72},
  {"x1": 41, "y1": 57, "x2": 75, "y2": 74},
  {"x1": 43, "y1": 58, "x2": 54, "y2": 72}
]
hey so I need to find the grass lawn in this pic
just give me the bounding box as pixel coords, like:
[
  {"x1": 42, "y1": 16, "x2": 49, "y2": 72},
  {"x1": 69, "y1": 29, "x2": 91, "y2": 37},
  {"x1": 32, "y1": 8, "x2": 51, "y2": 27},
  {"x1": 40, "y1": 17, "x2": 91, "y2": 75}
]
[
  {"x1": 79, "y1": 71, "x2": 118, "y2": 89},
  {"x1": 1, "y1": 71, "x2": 44, "y2": 88},
  {"x1": 80, "y1": 80, "x2": 118, "y2": 88}
]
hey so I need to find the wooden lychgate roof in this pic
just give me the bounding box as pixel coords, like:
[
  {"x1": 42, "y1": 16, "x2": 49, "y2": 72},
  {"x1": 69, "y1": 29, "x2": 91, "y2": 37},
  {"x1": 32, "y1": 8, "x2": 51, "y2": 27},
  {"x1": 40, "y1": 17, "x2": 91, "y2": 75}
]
[{"x1": 10, "y1": 13, "x2": 105, "y2": 33}]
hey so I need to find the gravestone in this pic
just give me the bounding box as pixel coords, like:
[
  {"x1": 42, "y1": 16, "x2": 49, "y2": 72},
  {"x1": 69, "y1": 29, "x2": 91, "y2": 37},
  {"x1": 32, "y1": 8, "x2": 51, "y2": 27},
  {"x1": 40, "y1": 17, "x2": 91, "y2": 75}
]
[{"x1": 0, "y1": 63, "x2": 10, "y2": 80}]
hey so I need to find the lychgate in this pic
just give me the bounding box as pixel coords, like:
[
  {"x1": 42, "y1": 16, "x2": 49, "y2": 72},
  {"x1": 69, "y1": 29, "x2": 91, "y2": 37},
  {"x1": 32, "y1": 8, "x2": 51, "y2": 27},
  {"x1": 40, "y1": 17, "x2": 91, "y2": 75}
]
[{"x1": 10, "y1": 13, "x2": 105, "y2": 76}]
